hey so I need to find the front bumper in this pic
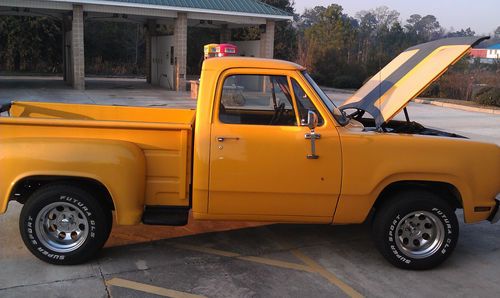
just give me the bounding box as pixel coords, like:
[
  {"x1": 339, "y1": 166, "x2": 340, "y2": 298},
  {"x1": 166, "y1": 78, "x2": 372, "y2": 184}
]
[{"x1": 488, "y1": 197, "x2": 500, "y2": 224}]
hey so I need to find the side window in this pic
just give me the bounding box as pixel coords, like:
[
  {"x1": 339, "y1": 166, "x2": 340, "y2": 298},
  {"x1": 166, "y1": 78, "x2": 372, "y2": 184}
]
[
  {"x1": 219, "y1": 74, "x2": 297, "y2": 126},
  {"x1": 291, "y1": 78, "x2": 324, "y2": 126}
]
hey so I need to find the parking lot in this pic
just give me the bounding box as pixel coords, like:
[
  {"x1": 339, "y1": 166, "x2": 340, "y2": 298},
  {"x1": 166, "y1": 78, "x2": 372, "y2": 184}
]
[{"x1": 1, "y1": 77, "x2": 500, "y2": 297}]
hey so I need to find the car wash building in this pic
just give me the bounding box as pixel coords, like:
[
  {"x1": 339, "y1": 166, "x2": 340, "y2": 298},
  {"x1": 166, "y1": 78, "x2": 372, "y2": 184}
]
[{"x1": 0, "y1": 0, "x2": 292, "y2": 91}]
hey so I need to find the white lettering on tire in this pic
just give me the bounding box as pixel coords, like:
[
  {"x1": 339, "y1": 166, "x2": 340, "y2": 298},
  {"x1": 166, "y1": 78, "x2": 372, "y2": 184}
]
[
  {"x1": 26, "y1": 195, "x2": 97, "y2": 261},
  {"x1": 388, "y1": 214, "x2": 411, "y2": 264},
  {"x1": 388, "y1": 207, "x2": 455, "y2": 263}
]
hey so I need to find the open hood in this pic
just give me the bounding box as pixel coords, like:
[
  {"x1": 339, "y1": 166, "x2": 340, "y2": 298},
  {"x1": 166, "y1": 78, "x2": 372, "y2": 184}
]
[{"x1": 340, "y1": 36, "x2": 489, "y2": 128}]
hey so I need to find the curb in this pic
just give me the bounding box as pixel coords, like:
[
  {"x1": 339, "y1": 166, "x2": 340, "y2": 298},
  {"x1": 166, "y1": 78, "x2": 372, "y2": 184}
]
[{"x1": 413, "y1": 98, "x2": 500, "y2": 115}]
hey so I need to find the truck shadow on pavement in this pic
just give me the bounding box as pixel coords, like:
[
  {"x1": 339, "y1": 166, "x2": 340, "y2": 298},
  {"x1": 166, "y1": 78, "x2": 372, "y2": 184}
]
[
  {"x1": 99, "y1": 223, "x2": 373, "y2": 297},
  {"x1": 95, "y1": 219, "x2": 500, "y2": 297}
]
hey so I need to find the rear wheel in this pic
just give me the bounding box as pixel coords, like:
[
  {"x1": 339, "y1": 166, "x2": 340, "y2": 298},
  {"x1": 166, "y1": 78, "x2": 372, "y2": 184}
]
[
  {"x1": 19, "y1": 184, "x2": 111, "y2": 265},
  {"x1": 372, "y1": 190, "x2": 459, "y2": 270}
]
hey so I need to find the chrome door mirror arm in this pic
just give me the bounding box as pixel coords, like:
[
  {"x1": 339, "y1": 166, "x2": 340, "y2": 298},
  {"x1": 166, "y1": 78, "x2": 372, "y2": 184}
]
[{"x1": 303, "y1": 110, "x2": 321, "y2": 159}]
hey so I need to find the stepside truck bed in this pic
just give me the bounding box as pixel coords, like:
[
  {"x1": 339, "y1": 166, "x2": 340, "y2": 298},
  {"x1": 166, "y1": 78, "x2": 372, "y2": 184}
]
[{"x1": 0, "y1": 101, "x2": 196, "y2": 220}]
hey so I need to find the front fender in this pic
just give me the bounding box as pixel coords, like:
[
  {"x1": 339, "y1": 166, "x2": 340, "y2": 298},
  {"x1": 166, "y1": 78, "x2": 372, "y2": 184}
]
[
  {"x1": 0, "y1": 138, "x2": 146, "y2": 225},
  {"x1": 333, "y1": 172, "x2": 469, "y2": 224},
  {"x1": 334, "y1": 131, "x2": 500, "y2": 224}
]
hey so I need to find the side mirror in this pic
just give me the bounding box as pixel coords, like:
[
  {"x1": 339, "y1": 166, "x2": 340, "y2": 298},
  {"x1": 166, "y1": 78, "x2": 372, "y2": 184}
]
[{"x1": 306, "y1": 110, "x2": 318, "y2": 130}]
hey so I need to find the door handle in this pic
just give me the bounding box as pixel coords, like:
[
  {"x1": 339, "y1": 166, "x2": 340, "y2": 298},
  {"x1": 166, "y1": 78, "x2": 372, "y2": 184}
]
[
  {"x1": 216, "y1": 136, "x2": 240, "y2": 142},
  {"x1": 305, "y1": 131, "x2": 321, "y2": 159}
]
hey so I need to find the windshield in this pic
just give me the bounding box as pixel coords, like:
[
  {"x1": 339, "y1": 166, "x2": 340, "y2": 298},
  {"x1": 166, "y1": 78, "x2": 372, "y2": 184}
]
[{"x1": 302, "y1": 72, "x2": 348, "y2": 126}]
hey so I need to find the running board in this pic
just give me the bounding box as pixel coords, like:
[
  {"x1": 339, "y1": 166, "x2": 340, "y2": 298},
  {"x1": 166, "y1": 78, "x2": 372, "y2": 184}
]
[{"x1": 142, "y1": 206, "x2": 189, "y2": 226}]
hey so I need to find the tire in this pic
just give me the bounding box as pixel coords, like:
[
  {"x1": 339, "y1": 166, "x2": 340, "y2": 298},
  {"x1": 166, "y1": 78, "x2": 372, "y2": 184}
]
[
  {"x1": 372, "y1": 190, "x2": 459, "y2": 270},
  {"x1": 19, "y1": 184, "x2": 111, "y2": 265}
]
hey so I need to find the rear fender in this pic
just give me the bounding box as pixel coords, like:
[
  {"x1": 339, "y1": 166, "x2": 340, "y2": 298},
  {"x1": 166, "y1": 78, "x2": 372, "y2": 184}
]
[{"x1": 0, "y1": 138, "x2": 146, "y2": 225}]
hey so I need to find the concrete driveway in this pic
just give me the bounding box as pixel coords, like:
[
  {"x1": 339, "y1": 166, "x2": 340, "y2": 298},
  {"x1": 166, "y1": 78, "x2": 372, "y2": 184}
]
[
  {"x1": 2, "y1": 203, "x2": 500, "y2": 298},
  {"x1": 1, "y1": 77, "x2": 499, "y2": 297}
]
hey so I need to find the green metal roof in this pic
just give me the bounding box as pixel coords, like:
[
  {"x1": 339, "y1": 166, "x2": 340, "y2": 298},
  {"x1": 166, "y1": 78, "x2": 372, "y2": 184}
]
[{"x1": 97, "y1": 0, "x2": 292, "y2": 18}]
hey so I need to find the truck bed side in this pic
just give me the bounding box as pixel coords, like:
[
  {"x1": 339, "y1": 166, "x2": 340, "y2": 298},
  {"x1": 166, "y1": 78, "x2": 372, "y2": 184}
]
[{"x1": 0, "y1": 102, "x2": 195, "y2": 224}]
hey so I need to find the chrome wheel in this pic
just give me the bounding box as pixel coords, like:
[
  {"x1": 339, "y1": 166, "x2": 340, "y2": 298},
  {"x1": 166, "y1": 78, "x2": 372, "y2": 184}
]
[
  {"x1": 395, "y1": 211, "x2": 445, "y2": 259},
  {"x1": 35, "y1": 202, "x2": 89, "y2": 253}
]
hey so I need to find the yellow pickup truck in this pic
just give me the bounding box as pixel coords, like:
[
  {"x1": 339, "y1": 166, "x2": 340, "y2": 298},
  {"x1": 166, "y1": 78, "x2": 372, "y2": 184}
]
[{"x1": 1, "y1": 37, "x2": 499, "y2": 270}]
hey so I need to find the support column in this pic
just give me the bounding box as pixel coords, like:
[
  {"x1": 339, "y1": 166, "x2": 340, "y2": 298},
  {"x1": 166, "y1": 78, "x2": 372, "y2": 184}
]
[
  {"x1": 259, "y1": 20, "x2": 275, "y2": 59},
  {"x1": 220, "y1": 24, "x2": 231, "y2": 43},
  {"x1": 174, "y1": 12, "x2": 187, "y2": 91},
  {"x1": 71, "y1": 5, "x2": 85, "y2": 90},
  {"x1": 146, "y1": 20, "x2": 156, "y2": 84}
]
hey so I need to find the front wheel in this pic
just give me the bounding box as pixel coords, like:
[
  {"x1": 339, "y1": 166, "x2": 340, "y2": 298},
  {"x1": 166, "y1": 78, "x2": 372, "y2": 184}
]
[
  {"x1": 19, "y1": 184, "x2": 111, "y2": 265},
  {"x1": 372, "y1": 190, "x2": 459, "y2": 270}
]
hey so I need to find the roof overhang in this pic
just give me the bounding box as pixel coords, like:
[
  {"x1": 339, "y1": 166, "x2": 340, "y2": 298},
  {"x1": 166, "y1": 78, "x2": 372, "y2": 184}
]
[
  {"x1": 29, "y1": 0, "x2": 293, "y2": 21},
  {"x1": 0, "y1": 0, "x2": 291, "y2": 25}
]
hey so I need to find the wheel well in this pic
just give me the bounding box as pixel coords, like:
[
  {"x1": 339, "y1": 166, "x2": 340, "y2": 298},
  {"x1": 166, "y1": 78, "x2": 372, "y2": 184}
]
[
  {"x1": 10, "y1": 176, "x2": 115, "y2": 211},
  {"x1": 373, "y1": 181, "x2": 462, "y2": 210}
]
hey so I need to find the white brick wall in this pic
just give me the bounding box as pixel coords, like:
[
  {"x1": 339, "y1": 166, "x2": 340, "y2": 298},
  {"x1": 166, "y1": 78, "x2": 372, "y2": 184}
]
[{"x1": 259, "y1": 20, "x2": 275, "y2": 59}]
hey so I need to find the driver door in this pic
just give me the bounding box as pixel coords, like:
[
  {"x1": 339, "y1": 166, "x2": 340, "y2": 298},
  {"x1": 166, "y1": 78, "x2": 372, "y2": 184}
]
[{"x1": 208, "y1": 69, "x2": 342, "y2": 222}]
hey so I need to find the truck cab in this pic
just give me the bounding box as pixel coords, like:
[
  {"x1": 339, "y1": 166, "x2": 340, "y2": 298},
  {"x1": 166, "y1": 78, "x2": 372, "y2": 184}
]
[{"x1": 192, "y1": 58, "x2": 344, "y2": 223}]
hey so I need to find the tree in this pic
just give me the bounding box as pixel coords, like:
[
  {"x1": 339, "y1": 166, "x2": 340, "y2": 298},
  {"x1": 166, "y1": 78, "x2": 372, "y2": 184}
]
[
  {"x1": 300, "y1": 4, "x2": 360, "y2": 87},
  {"x1": 420, "y1": 15, "x2": 444, "y2": 40},
  {"x1": 84, "y1": 21, "x2": 146, "y2": 75},
  {"x1": 232, "y1": 0, "x2": 297, "y2": 61},
  {"x1": 405, "y1": 14, "x2": 443, "y2": 42},
  {"x1": 405, "y1": 14, "x2": 422, "y2": 33},
  {"x1": 357, "y1": 6, "x2": 400, "y2": 31},
  {"x1": 298, "y1": 6, "x2": 327, "y2": 30},
  {"x1": 355, "y1": 6, "x2": 401, "y2": 66},
  {"x1": 446, "y1": 27, "x2": 475, "y2": 37},
  {"x1": 0, "y1": 16, "x2": 62, "y2": 72},
  {"x1": 494, "y1": 26, "x2": 500, "y2": 39}
]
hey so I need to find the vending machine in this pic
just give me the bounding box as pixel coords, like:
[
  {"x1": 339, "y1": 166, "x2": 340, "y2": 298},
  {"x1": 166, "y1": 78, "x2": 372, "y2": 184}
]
[
  {"x1": 204, "y1": 43, "x2": 219, "y2": 59},
  {"x1": 217, "y1": 43, "x2": 238, "y2": 57}
]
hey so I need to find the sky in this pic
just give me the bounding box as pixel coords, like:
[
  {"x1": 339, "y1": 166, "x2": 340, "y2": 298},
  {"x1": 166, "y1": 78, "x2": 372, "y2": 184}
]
[{"x1": 294, "y1": 0, "x2": 498, "y2": 35}]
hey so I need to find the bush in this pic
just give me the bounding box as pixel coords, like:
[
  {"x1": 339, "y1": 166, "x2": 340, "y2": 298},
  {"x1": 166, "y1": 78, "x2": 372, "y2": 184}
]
[
  {"x1": 332, "y1": 75, "x2": 361, "y2": 89},
  {"x1": 475, "y1": 87, "x2": 500, "y2": 107},
  {"x1": 85, "y1": 57, "x2": 144, "y2": 76}
]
